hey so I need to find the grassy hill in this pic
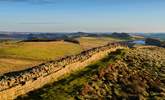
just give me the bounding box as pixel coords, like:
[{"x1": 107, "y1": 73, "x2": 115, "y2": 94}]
[
  {"x1": 0, "y1": 36, "x2": 122, "y2": 74},
  {"x1": 0, "y1": 41, "x2": 82, "y2": 74},
  {"x1": 77, "y1": 36, "x2": 124, "y2": 50},
  {"x1": 17, "y1": 46, "x2": 165, "y2": 100}
]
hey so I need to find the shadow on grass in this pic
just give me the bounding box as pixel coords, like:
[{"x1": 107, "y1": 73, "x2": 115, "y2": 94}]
[
  {"x1": 16, "y1": 49, "x2": 124, "y2": 100},
  {"x1": 16, "y1": 63, "x2": 101, "y2": 100}
]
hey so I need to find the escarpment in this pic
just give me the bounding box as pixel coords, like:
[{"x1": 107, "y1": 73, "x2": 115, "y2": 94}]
[{"x1": 0, "y1": 41, "x2": 129, "y2": 100}]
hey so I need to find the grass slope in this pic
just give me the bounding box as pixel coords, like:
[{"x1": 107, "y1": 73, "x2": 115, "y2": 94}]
[
  {"x1": 16, "y1": 47, "x2": 165, "y2": 100},
  {"x1": 16, "y1": 50, "x2": 116, "y2": 100},
  {"x1": 77, "y1": 37, "x2": 122, "y2": 50},
  {"x1": 0, "y1": 37, "x2": 122, "y2": 74},
  {"x1": 79, "y1": 47, "x2": 165, "y2": 100},
  {"x1": 0, "y1": 41, "x2": 82, "y2": 74}
]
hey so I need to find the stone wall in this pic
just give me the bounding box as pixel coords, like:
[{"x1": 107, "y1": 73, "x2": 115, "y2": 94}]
[{"x1": 0, "y1": 42, "x2": 128, "y2": 100}]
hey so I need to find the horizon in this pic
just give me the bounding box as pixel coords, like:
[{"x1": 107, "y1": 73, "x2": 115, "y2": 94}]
[
  {"x1": 0, "y1": 30, "x2": 165, "y2": 34},
  {"x1": 0, "y1": 0, "x2": 165, "y2": 32}
]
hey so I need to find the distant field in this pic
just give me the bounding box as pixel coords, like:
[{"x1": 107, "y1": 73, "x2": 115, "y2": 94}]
[
  {"x1": 0, "y1": 41, "x2": 82, "y2": 60},
  {"x1": 77, "y1": 37, "x2": 122, "y2": 50},
  {"x1": 0, "y1": 41, "x2": 82, "y2": 74},
  {"x1": 0, "y1": 37, "x2": 121, "y2": 74}
]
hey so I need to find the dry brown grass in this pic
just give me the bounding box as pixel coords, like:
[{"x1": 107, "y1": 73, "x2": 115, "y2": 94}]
[{"x1": 0, "y1": 58, "x2": 40, "y2": 75}]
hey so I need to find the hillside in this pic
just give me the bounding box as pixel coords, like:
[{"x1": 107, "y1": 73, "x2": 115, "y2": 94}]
[
  {"x1": 77, "y1": 37, "x2": 122, "y2": 50},
  {"x1": 17, "y1": 46, "x2": 165, "y2": 100},
  {"x1": 143, "y1": 33, "x2": 165, "y2": 41},
  {"x1": 0, "y1": 36, "x2": 124, "y2": 75},
  {"x1": 0, "y1": 41, "x2": 82, "y2": 75}
]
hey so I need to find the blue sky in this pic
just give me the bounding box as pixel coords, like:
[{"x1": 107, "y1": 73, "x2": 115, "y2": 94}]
[{"x1": 0, "y1": 0, "x2": 165, "y2": 32}]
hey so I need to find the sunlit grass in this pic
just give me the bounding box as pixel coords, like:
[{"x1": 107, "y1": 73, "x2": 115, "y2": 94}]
[
  {"x1": 0, "y1": 41, "x2": 82, "y2": 60},
  {"x1": 16, "y1": 47, "x2": 165, "y2": 100},
  {"x1": 0, "y1": 36, "x2": 124, "y2": 74},
  {"x1": 0, "y1": 41, "x2": 82, "y2": 74},
  {"x1": 77, "y1": 37, "x2": 121, "y2": 50}
]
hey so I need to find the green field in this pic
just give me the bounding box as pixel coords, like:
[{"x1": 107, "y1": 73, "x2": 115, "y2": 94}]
[
  {"x1": 0, "y1": 41, "x2": 82, "y2": 74},
  {"x1": 77, "y1": 37, "x2": 122, "y2": 50},
  {"x1": 0, "y1": 37, "x2": 121, "y2": 74}
]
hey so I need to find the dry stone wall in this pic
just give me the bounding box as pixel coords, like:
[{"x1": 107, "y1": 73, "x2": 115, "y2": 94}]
[{"x1": 0, "y1": 42, "x2": 129, "y2": 100}]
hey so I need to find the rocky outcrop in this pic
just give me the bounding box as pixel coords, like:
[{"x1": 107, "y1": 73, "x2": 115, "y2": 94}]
[{"x1": 0, "y1": 42, "x2": 129, "y2": 100}]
